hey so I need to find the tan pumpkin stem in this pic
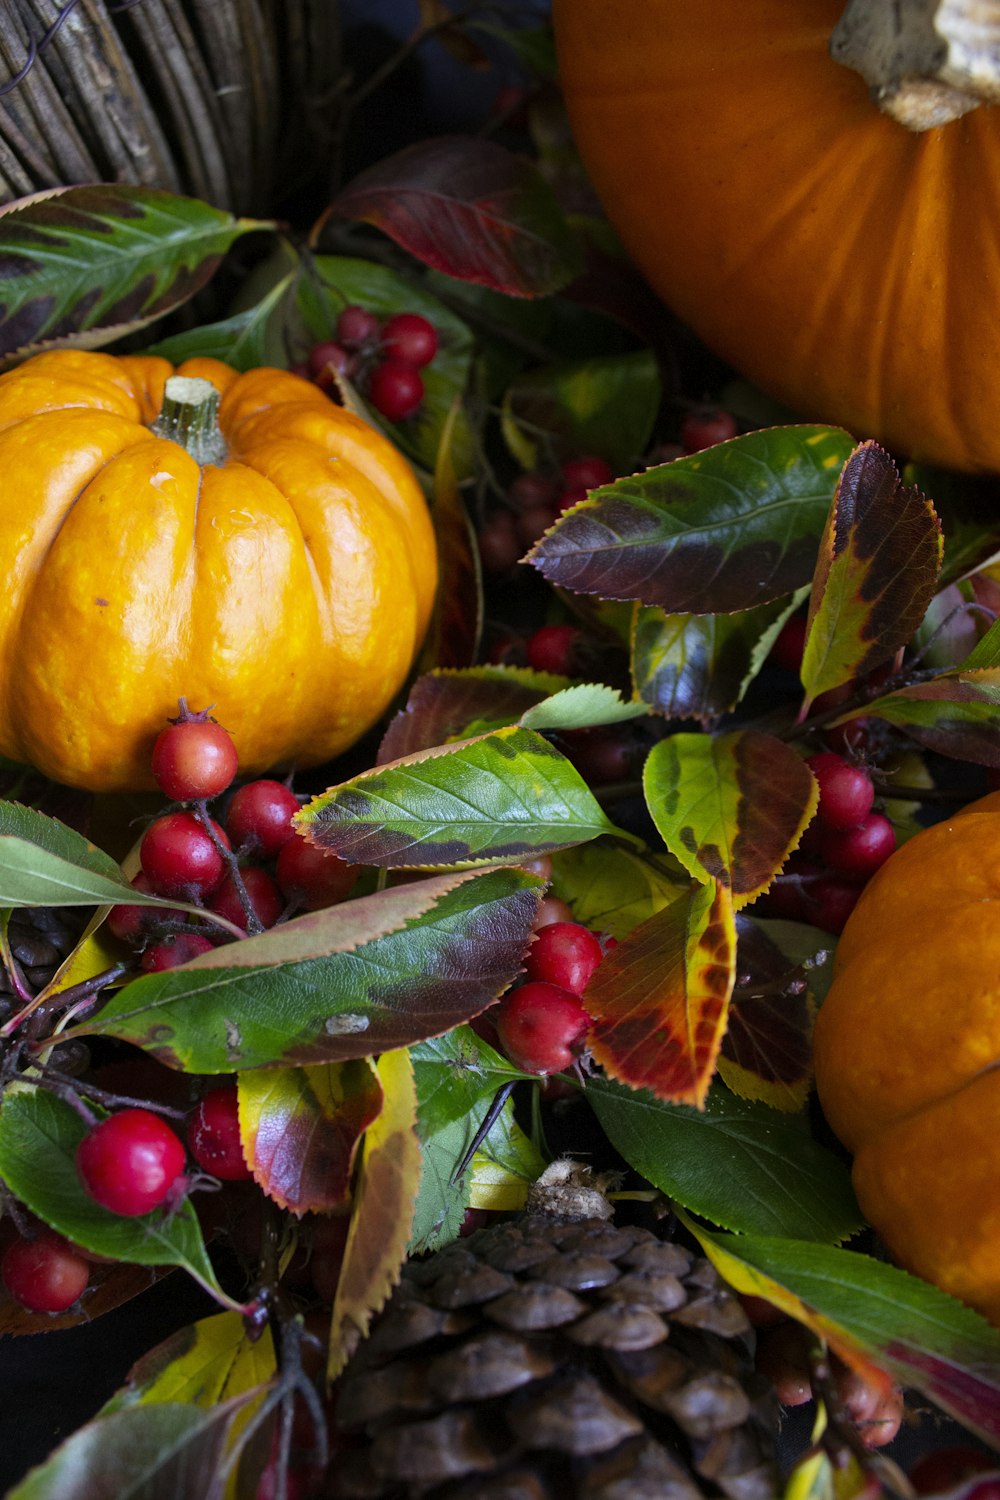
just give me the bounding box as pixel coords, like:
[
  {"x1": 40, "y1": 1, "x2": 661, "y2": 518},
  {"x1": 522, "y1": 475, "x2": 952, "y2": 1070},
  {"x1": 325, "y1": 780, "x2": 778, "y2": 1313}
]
[
  {"x1": 831, "y1": 0, "x2": 1000, "y2": 128},
  {"x1": 152, "y1": 376, "x2": 227, "y2": 465}
]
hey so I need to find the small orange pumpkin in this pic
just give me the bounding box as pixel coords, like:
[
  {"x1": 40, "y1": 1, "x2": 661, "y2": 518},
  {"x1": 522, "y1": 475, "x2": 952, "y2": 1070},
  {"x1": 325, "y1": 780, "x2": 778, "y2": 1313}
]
[
  {"x1": 0, "y1": 350, "x2": 437, "y2": 791},
  {"x1": 552, "y1": 0, "x2": 1000, "y2": 474}
]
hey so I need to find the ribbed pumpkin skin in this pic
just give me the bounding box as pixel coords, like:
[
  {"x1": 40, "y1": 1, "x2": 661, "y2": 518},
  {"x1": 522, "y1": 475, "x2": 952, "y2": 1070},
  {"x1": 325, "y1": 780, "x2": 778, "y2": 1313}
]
[
  {"x1": 812, "y1": 792, "x2": 1000, "y2": 1325},
  {"x1": 0, "y1": 351, "x2": 437, "y2": 791},
  {"x1": 552, "y1": 0, "x2": 1000, "y2": 474}
]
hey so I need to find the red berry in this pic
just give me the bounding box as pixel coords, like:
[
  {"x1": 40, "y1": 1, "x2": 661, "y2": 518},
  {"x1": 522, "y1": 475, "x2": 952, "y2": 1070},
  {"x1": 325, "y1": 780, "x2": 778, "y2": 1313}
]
[
  {"x1": 910, "y1": 1447, "x2": 997, "y2": 1495},
  {"x1": 140, "y1": 932, "x2": 216, "y2": 973},
  {"x1": 769, "y1": 613, "x2": 808, "y2": 674},
  {"x1": 151, "y1": 718, "x2": 238, "y2": 803},
  {"x1": 76, "y1": 1109, "x2": 187, "y2": 1217},
  {"x1": 140, "y1": 812, "x2": 231, "y2": 899},
  {"x1": 526, "y1": 624, "x2": 581, "y2": 675},
  {"x1": 495, "y1": 982, "x2": 591, "y2": 1074},
  {"x1": 806, "y1": 875, "x2": 862, "y2": 935},
  {"x1": 820, "y1": 812, "x2": 897, "y2": 880},
  {"x1": 275, "y1": 832, "x2": 360, "y2": 911},
  {"x1": 680, "y1": 405, "x2": 739, "y2": 452},
  {"x1": 805, "y1": 752, "x2": 875, "y2": 831},
  {"x1": 188, "y1": 1085, "x2": 251, "y2": 1181},
  {"x1": 560, "y1": 726, "x2": 634, "y2": 786},
  {"x1": 1, "y1": 1232, "x2": 90, "y2": 1313},
  {"x1": 559, "y1": 455, "x2": 615, "y2": 491},
  {"x1": 835, "y1": 1365, "x2": 904, "y2": 1449},
  {"x1": 753, "y1": 1320, "x2": 813, "y2": 1407},
  {"x1": 477, "y1": 510, "x2": 523, "y2": 574},
  {"x1": 754, "y1": 858, "x2": 823, "y2": 923},
  {"x1": 209, "y1": 867, "x2": 284, "y2": 932},
  {"x1": 524, "y1": 921, "x2": 604, "y2": 995},
  {"x1": 381, "y1": 311, "x2": 438, "y2": 368},
  {"x1": 336, "y1": 304, "x2": 380, "y2": 350},
  {"x1": 106, "y1": 871, "x2": 157, "y2": 946},
  {"x1": 307, "y1": 340, "x2": 356, "y2": 388},
  {"x1": 225, "y1": 779, "x2": 301, "y2": 859},
  {"x1": 557, "y1": 484, "x2": 590, "y2": 513},
  {"x1": 367, "y1": 359, "x2": 424, "y2": 422},
  {"x1": 507, "y1": 472, "x2": 560, "y2": 512},
  {"x1": 533, "y1": 895, "x2": 575, "y2": 930}
]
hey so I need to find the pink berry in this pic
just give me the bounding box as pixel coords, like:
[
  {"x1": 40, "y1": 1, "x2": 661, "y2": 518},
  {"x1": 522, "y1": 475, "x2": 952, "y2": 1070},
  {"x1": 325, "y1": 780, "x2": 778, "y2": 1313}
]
[
  {"x1": 805, "y1": 752, "x2": 875, "y2": 831},
  {"x1": 680, "y1": 406, "x2": 739, "y2": 452},
  {"x1": 336, "y1": 304, "x2": 380, "y2": 349},
  {"x1": 559, "y1": 455, "x2": 614, "y2": 491},
  {"x1": 1, "y1": 1233, "x2": 90, "y2": 1313},
  {"x1": 495, "y1": 981, "x2": 591, "y2": 1074},
  {"x1": 507, "y1": 472, "x2": 560, "y2": 512},
  {"x1": 477, "y1": 510, "x2": 523, "y2": 574},
  {"x1": 225, "y1": 779, "x2": 302, "y2": 859},
  {"x1": 188, "y1": 1085, "x2": 251, "y2": 1181},
  {"x1": 209, "y1": 867, "x2": 284, "y2": 932},
  {"x1": 526, "y1": 624, "x2": 581, "y2": 675},
  {"x1": 381, "y1": 311, "x2": 438, "y2": 368},
  {"x1": 275, "y1": 832, "x2": 360, "y2": 911},
  {"x1": 368, "y1": 359, "x2": 424, "y2": 422},
  {"x1": 151, "y1": 718, "x2": 238, "y2": 803},
  {"x1": 140, "y1": 812, "x2": 231, "y2": 899},
  {"x1": 820, "y1": 813, "x2": 897, "y2": 880},
  {"x1": 76, "y1": 1109, "x2": 187, "y2": 1217},
  {"x1": 524, "y1": 922, "x2": 604, "y2": 994},
  {"x1": 140, "y1": 932, "x2": 216, "y2": 973}
]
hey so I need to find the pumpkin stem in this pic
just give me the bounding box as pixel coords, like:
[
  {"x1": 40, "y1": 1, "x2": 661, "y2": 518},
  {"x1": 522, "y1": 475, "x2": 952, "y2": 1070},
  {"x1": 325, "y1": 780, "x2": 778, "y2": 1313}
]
[
  {"x1": 152, "y1": 376, "x2": 228, "y2": 465},
  {"x1": 831, "y1": 0, "x2": 1000, "y2": 129}
]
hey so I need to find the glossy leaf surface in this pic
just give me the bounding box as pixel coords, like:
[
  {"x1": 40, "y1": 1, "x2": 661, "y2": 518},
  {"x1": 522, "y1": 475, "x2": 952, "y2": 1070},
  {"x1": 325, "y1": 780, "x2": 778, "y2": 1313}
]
[
  {"x1": 378, "y1": 668, "x2": 567, "y2": 763},
  {"x1": 586, "y1": 880, "x2": 737, "y2": 1107},
  {"x1": 860, "y1": 670, "x2": 1000, "y2": 766},
  {"x1": 801, "y1": 442, "x2": 943, "y2": 707},
  {"x1": 299, "y1": 725, "x2": 616, "y2": 867},
  {"x1": 74, "y1": 869, "x2": 540, "y2": 1071},
  {"x1": 632, "y1": 597, "x2": 797, "y2": 721},
  {"x1": 643, "y1": 731, "x2": 818, "y2": 908},
  {"x1": 549, "y1": 842, "x2": 688, "y2": 941},
  {"x1": 0, "y1": 186, "x2": 258, "y2": 363},
  {"x1": 527, "y1": 426, "x2": 855, "y2": 612}
]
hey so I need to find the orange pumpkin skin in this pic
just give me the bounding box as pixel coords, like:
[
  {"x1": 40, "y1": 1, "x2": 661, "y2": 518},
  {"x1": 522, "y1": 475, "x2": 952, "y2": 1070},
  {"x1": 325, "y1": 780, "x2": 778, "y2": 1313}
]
[
  {"x1": 0, "y1": 350, "x2": 437, "y2": 792},
  {"x1": 812, "y1": 792, "x2": 1000, "y2": 1325},
  {"x1": 552, "y1": 0, "x2": 1000, "y2": 474}
]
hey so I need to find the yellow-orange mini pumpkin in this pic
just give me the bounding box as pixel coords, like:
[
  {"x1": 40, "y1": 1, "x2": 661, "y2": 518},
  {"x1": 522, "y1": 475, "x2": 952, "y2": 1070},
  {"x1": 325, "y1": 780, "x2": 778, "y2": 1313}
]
[
  {"x1": 553, "y1": 0, "x2": 1000, "y2": 474},
  {"x1": 813, "y1": 791, "x2": 1000, "y2": 1325},
  {"x1": 0, "y1": 350, "x2": 437, "y2": 791}
]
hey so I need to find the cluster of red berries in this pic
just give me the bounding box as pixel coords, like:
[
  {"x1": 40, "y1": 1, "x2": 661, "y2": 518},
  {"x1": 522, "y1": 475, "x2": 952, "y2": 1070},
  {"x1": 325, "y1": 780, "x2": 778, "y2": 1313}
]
[
  {"x1": 477, "y1": 455, "x2": 616, "y2": 575},
  {"x1": 757, "y1": 750, "x2": 896, "y2": 935},
  {"x1": 305, "y1": 303, "x2": 438, "y2": 423},
  {"x1": 1, "y1": 1081, "x2": 248, "y2": 1313},
  {"x1": 493, "y1": 915, "x2": 608, "y2": 1076}
]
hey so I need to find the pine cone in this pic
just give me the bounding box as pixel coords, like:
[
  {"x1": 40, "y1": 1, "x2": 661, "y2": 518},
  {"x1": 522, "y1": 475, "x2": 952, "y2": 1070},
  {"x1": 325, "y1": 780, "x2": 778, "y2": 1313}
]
[
  {"x1": 327, "y1": 1199, "x2": 780, "y2": 1499},
  {"x1": 0, "y1": 906, "x2": 89, "y2": 1006}
]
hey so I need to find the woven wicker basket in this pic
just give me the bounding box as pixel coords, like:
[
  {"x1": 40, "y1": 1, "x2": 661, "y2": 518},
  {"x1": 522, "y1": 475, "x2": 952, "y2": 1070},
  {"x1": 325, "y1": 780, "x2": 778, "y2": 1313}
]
[{"x1": 0, "y1": 0, "x2": 341, "y2": 214}]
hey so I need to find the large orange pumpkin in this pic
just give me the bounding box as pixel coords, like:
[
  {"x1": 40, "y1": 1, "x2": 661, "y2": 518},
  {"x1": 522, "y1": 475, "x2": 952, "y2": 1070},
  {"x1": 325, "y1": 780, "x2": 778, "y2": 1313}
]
[
  {"x1": 552, "y1": 0, "x2": 1000, "y2": 474},
  {"x1": 812, "y1": 791, "x2": 1000, "y2": 1325},
  {"x1": 0, "y1": 350, "x2": 437, "y2": 792}
]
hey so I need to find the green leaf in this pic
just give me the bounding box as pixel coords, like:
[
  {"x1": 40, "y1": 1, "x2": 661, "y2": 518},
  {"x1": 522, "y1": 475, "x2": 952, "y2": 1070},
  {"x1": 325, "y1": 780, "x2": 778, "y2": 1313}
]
[
  {"x1": 73, "y1": 869, "x2": 541, "y2": 1073},
  {"x1": 298, "y1": 254, "x2": 477, "y2": 477},
  {"x1": 801, "y1": 442, "x2": 943, "y2": 708},
  {"x1": 527, "y1": 426, "x2": 855, "y2": 613},
  {"x1": 549, "y1": 841, "x2": 688, "y2": 941},
  {"x1": 410, "y1": 1026, "x2": 533, "y2": 1252},
  {"x1": 643, "y1": 731, "x2": 818, "y2": 909},
  {"x1": 520, "y1": 683, "x2": 647, "y2": 732},
  {"x1": 0, "y1": 186, "x2": 264, "y2": 363},
  {"x1": 7, "y1": 1397, "x2": 252, "y2": 1500},
  {"x1": 587, "y1": 1078, "x2": 862, "y2": 1243},
  {"x1": 0, "y1": 1088, "x2": 239, "y2": 1308},
  {"x1": 145, "y1": 275, "x2": 293, "y2": 370},
  {"x1": 298, "y1": 724, "x2": 618, "y2": 868},
  {"x1": 692, "y1": 1224, "x2": 1000, "y2": 1447},
  {"x1": 501, "y1": 349, "x2": 661, "y2": 473},
  {"x1": 859, "y1": 670, "x2": 1000, "y2": 767}
]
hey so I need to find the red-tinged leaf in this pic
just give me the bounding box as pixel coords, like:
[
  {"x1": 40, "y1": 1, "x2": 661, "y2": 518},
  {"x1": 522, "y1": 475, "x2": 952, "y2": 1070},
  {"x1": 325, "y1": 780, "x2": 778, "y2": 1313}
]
[
  {"x1": 0, "y1": 186, "x2": 263, "y2": 364},
  {"x1": 801, "y1": 442, "x2": 943, "y2": 709},
  {"x1": 549, "y1": 842, "x2": 689, "y2": 942},
  {"x1": 719, "y1": 920, "x2": 814, "y2": 1112},
  {"x1": 586, "y1": 881, "x2": 737, "y2": 1108},
  {"x1": 643, "y1": 731, "x2": 818, "y2": 909},
  {"x1": 239, "y1": 1060, "x2": 384, "y2": 1216},
  {"x1": 418, "y1": 401, "x2": 483, "y2": 671},
  {"x1": 320, "y1": 136, "x2": 582, "y2": 297},
  {"x1": 378, "y1": 667, "x2": 568, "y2": 763},
  {"x1": 687, "y1": 1221, "x2": 1000, "y2": 1449},
  {"x1": 859, "y1": 670, "x2": 1000, "y2": 766},
  {"x1": 328, "y1": 1049, "x2": 421, "y2": 1378},
  {"x1": 632, "y1": 598, "x2": 795, "y2": 722},
  {"x1": 527, "y1": 426, "x2": 855, "y2": 613}
]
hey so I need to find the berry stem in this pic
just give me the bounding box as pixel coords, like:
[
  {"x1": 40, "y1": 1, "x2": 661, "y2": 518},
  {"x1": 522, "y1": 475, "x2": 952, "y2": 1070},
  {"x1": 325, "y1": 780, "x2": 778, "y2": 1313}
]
[
  {"x1": 1, "y1": 963, "x2": 131, "y2": 1039},
  {"x1": 193, "y1": 800, "x2": 265, "y2": 935}
]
